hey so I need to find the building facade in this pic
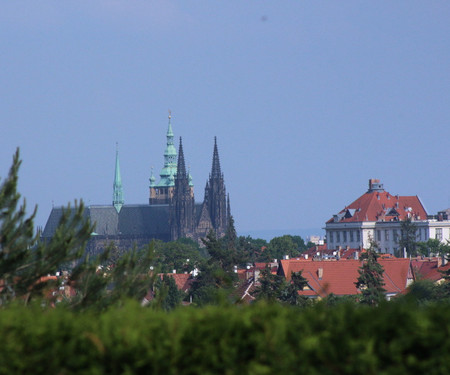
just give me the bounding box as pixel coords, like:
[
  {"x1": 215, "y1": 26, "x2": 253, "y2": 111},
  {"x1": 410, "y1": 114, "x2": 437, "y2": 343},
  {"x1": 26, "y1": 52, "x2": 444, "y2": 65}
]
[{"x1": 325, "y1": 179, "x2": 450, "y2": 254}]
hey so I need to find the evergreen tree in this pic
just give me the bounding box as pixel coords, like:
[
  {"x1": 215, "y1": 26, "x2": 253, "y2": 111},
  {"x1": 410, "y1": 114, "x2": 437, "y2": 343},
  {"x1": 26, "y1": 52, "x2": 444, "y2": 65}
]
[
  {"x1": 398, "y1": 218, "x2": 418, "y2": 257},
  {"x1": 190, "y1": 230, "x2": 237, "y2": 305},
  {"x1": 0, "y1": 149, "x2": 157, "y2": 310},
  {"x1": 279, "y1": 271, "x2": 309, "y2": 306},
  {"x1": 153, "y1": 274, "x2": 183, "y2": 311},
  {"x1": 355, "y1": 242, "x2": 386, "y2": 306},
  {"x1": 253, "y1": 267, "x2": 285, "y2": 302},
  {"x1": 0, "y1": 149, "x2": 93, "y2": 306},
  {"x1": 224, "y1": 215, "x2": 237, "y2": 252},
  {"x1": 67, "y1": 243, "x2": 157, "y2": 311},
  {"x1": 254, "y1": 268, "x2": 309, "y2": 306}
]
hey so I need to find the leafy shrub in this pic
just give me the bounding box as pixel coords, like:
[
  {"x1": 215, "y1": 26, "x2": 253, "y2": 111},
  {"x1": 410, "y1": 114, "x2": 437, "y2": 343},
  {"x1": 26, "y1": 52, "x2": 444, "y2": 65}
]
[{"x1": 0, "y1": 301, "x2": 449, "y2": 374}]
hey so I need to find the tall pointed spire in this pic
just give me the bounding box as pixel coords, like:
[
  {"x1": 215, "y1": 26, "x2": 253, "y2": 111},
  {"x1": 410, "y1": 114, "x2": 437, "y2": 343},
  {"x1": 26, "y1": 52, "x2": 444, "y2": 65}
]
[
  {"x1": 113, "y1": 143, "x2": 124, "y2": 213},
  {"x1": 171, "y1": 136, "x2": 195, "y2": 240},
  {"x1": 176, "y1": 137, "x2": 187, "y2": 179},
  {"x1": 156, "y1": 112, "x2": 178, "y2": 186},
  {"x1": 210, "y1": 136, "x2": 222, "y2": 179}
]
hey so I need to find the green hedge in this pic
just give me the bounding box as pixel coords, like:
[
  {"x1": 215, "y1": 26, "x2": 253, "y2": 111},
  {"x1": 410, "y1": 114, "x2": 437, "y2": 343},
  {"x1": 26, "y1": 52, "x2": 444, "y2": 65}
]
[{"x1": 0, "y1": 301, "x2": 449, "y2": 374}]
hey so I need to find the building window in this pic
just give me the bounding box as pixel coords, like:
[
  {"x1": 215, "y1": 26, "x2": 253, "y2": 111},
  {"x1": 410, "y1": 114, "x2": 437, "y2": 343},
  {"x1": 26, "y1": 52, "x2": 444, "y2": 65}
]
[
  {"x1": 377, "y1": 230, "x2": 381, "y2": 241},
  {"x1": 343, "y1": 231, "x2": 347, "y2": 242},
  {"x1": 329, "y1": 232, "x2": 334, "y2": 243},
  {"x1": 336, "y1": 232, "x2": 340, "y2": 242},
  {"x1": 350, "y1": 231, "x2": 354, "y2": 242},
  {"x1": 393, "y1": 230, "x2": 398, "y2": 241},
  {"x1": 436, "y1": 228, "x2": 443, "y2": 241},
  {"x1": 385, "y1": 230, "x2": 389, "y2": 241},
  {"x1": 356, "y1": 230, "x2": 360, "y2": 242}
]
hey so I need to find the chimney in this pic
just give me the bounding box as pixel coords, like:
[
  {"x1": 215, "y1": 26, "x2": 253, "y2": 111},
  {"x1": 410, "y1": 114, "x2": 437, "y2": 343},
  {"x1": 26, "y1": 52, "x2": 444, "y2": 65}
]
[
  {"x1": 355, "y1": 251, "x2": 359, "y2": 260},
  {"x1": 304, "y1": 254, "x2": 309, "y2": 260},
  {"x1": 317, "y1": 267, "x2": 323, "y2": 280}
]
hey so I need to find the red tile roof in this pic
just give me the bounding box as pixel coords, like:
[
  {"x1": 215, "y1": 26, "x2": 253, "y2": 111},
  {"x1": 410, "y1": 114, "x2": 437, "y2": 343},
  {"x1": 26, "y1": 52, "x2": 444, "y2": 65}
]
[
  {"x1": 279, "y1": 258, "x2": 412, "y2": 297},
  {"x1": 410, "y1": 258, "x2": 450, "y2": 282},
  {"x1": 327, "y1": 191, "x2": 427, "y2": 223},
  {"x1": 160, "y1": 273, "x2": 193, "y2": 292}
]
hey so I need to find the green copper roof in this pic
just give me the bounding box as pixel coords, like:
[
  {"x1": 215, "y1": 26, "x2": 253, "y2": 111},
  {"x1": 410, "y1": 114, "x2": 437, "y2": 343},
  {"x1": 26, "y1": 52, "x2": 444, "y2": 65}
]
[
  {"x1": 113, "y1": 143, "x2": 124, "y2": 213},
  {"x1": 155, "y1": 115, "x2": 178, "y2": 187}
]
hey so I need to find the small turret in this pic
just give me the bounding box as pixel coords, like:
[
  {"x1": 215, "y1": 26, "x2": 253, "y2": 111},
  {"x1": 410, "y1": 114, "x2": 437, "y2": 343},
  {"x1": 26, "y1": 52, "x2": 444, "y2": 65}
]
[{"x1": 149, "y1": 167, "x2": 156, "y2": 187}]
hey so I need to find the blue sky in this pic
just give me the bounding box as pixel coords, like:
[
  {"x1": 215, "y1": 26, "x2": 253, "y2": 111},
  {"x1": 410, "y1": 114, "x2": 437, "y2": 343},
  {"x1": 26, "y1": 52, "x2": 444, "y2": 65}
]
[{"x1": 1, "y1": 1, "x2": 449, "y2": 237}]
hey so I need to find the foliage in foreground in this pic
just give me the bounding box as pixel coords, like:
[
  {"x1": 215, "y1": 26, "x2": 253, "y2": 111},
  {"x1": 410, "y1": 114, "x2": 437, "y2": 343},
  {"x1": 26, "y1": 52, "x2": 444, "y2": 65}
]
[{"x1": 0, "y1": 300, "x2": 449, "y2": 375}]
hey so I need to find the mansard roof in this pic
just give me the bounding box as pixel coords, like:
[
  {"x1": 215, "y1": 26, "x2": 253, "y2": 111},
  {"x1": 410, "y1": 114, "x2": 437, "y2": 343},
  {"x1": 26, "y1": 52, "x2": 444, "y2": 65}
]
[{"x1": 327, "y1": 181, "x2": 427, "y2": 224}]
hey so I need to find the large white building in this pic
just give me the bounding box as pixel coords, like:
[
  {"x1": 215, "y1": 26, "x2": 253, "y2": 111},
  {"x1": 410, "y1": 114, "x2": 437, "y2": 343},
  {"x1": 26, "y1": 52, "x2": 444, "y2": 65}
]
[{"x1": 325, "y1": 179, "x2": 450, "y2": 254}]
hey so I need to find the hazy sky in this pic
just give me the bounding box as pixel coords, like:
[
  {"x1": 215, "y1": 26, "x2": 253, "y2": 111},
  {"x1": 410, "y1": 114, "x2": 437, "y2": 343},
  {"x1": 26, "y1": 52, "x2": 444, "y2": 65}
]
[{"x1": 1, "y1": 1, "x2": 449, "y2": 236}]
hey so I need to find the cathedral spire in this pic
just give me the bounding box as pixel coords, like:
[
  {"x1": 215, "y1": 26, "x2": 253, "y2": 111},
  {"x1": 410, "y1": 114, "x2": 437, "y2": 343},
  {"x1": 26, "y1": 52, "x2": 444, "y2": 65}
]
[
  {"x1": 210, "y1": 136, "x2": 222, "y2": 179},
  {"x1": 176, "y1": 137, "x2": 187, "y2": 179},
  {"x1": 113, "y1": 143, "x2": 124, "y2": 213}
]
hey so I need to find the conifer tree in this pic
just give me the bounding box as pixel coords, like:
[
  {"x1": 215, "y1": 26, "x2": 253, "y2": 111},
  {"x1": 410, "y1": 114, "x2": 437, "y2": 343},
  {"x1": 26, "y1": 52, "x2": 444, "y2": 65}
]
[
  {"x1": 0, "y1": 149, "x2": 156, "y2": 310},
  {"x1": 355, "y1": 241, "x2": 386, "y2": 306},
  {"x1": 0, "y1": 149, "x2": 93, "y2": 305},
  {"x1": 224, "y1": 215, "x2": 237, "y2": 252},
  {"x1": 398, "y1": 217, "x2": 418, "y2": 257},
  {"x1": 280, "y1": 271, "x2": 309, "y2": 306}
]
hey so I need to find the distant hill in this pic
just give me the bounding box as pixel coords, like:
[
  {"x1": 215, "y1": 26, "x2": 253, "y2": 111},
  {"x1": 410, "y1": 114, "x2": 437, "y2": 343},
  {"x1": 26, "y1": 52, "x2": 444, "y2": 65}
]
[{"x1": 238, "y1": 228, "x2": 324, "y2": 242}]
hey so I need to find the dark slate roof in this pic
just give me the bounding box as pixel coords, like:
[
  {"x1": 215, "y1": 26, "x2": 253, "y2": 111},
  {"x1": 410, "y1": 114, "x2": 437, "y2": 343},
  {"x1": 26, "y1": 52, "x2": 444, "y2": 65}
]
[
  {"x1": 43, "y1": 204, "x2": 171, "y2": 239},
  {"x1": 41, "y1": 207, "x2": 90, "y2": 238},
  {"x1": 42, "y1": 202, "x2": 206, "y2": 240}
]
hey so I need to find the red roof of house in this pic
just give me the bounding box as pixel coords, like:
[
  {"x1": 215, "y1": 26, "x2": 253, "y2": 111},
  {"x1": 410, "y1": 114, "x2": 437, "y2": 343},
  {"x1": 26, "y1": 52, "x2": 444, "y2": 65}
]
[
  {"x1": 327, "y1": 190, "x2": 427, "y2": 224},
  {"x1": 411, "y1": 259, "x2": 439, "y2": 279},
  {"x1": 415, "y1": 261, "x2": 450, "y2": 282},
  {"x1": 160, "y1": 273, "x2": 193, "y2": 292},
  {"x1": 279, "y1": 258, "x2": 412, "y2": 297}
]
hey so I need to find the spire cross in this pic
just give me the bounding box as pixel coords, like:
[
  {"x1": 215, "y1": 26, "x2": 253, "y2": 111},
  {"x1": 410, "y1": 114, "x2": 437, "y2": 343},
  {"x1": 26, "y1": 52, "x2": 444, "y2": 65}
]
[{"x1": 168, "y1": 109, "x2": 171, "y2": 119}]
